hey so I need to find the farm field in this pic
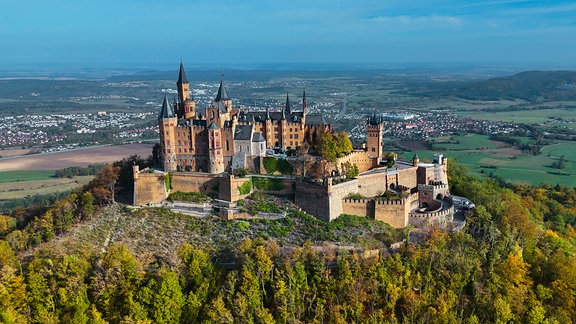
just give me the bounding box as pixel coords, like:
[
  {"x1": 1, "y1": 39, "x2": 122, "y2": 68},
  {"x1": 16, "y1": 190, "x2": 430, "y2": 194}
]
[
  {"x1": 0, "y1": 143, "x2": 154, "y2": 172},
  {"x1": 0, "y1": 170, "x2": 55, "y2": 183},
  {"x1": 431, "y1": 134, "x2": 500, "y2": 150},
  {"x1": 456, "y1": 107, "x2": 576, "y2": 126},
  {"x1": 398, "y1": 140, "x2": 576, "y2": 187},
  {"x1": 0, "y1": 175, "x2": 93, "y2": 200}
]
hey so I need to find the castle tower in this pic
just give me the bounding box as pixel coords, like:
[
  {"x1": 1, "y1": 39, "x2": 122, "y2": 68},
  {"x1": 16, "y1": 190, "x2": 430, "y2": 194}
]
[
  {"x1": 412, "y1": 154, "x2": 420, "y2": 167},
  {"x1": 366, "y1": 113, "x2": 384, "y2": 163},
  {"x1": 208, "y1": 122, "x2": 224, "y2": 173},
  {"x1": 177, "y1": 62, "x2": 190, "y2": 102},
  {"x1": 177, "y1": 63, "x2": 196, "y2": 119},
  {"x1": 280, "y1": 102, "x2": 287, "y2": 147},
  {"x1": 159, "y1": 94, "x2": 177, "y2": 171},
  {"x1": 215, "y1": 75, "x2": 232, "y2": 112},
  {"x1": 265, "y1": 107, "x2": 273, "y2": 148},
  {"x1": 302, "y1": 90, "x2": 307, "y2": 126},
  {"x1": 285, "y1": 93, "x2": 291, "y2": 114}
]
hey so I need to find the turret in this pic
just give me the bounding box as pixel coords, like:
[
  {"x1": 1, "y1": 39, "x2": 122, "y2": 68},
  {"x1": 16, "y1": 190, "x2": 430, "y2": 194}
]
[
  {"x1": 285, "y1": 93, "x2": 291, "y2": 115},
  {"x1": 208, "y1": 122, "x2": 224, "y2": 173},
  {"x1": 177, "y1": 62, "x2": 190, "y2": 102},
  {"x1": 159, "y1": 94, "x2": 177, "y2": 171},
  {"x1": 215, "y1": 74, "x2": 232, "y2": 112},
  {"x1": 412, "y1": 154, "x2": 420, "y2": 167},
  {"x1": 366, "y1": 112, "x2": 383, "y2": 163}
]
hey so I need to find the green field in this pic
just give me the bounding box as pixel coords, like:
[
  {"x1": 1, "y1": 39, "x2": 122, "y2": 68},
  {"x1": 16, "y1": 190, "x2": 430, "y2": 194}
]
[
  {"x1": 457, "y1": 108, "x2": 576, "y2": 125},
  {"x1": 432, "y1": 134, "x2": 499, "y2": 150},
  {"x1": 0, "y1": 170, "x2": 56, "y2": 183},
  {"x1": 0, "y1": 171, "x2": 93, "y2": 200},
  {"x1": 399, "y1": 141, "x2": 576, "y2": 187}
]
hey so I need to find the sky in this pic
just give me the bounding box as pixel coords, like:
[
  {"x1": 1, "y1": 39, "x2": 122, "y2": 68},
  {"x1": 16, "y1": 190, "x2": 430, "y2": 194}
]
[{"x1": 1, "y1": 0, "x2": 575, "y2": 69}]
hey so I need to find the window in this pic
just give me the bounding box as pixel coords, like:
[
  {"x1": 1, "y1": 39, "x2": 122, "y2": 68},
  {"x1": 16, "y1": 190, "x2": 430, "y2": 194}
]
[
  {"x1": 372, "y1": 148, "x2": 375, "y2": 152},
  {"x1": 275, "y1": 134, "x2": 278, "y2": 139},
  {"x1": 290, "y1": 134, "x2": 293, "y2": 139},
  {"x1": 295, "y1": 134, "x2": 298, "y2": 139},
  {"x1": 226, "y1": 139, "x2": 230, "y2": 151}
]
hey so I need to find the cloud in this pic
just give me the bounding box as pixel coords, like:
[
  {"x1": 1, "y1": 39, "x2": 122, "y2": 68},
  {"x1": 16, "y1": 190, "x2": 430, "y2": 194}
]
[{"x1": 370, "y1": 15, "x2": 463, "y2": 29}]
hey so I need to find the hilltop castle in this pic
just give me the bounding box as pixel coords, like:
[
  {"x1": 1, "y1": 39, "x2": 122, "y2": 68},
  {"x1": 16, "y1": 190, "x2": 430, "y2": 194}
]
[
  {"x1": 134, "y1": 64, "x2": 454, "y2": 228},
  {"x1": 158, "y1": 63, "x2": 332, "y2": 173}
]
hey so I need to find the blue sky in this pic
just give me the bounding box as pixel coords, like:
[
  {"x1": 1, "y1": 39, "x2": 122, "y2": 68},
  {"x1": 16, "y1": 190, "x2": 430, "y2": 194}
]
[{"x1": 1, "y1": 0, "x2": 575, "y2": 68}]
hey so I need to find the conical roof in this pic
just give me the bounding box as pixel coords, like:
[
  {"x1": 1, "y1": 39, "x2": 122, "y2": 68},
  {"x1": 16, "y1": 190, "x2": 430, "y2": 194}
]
[
  {"x1": 215, "y1": 75, "x2": 230, "y2": 102},
  {"x1": 159, "y1": 94, "x2": 175, "y2": 119},
  {"x1": 177, "y1": 62, "x2": 188, "y2": 84},
  {"x1": 285, "y1": 93, "x2": 291, "y2": 114}
]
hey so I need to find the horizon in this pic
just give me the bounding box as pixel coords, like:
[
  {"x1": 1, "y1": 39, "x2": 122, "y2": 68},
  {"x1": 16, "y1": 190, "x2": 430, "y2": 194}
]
[{"x1": 1, "y1": 1, "x2": 575, "y2": 70}]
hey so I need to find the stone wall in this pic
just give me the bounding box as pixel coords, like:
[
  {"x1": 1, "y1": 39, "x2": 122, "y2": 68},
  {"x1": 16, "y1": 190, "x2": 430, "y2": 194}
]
[
  {"x1": 374, "y1": 199, "x2": 410, "y2": 228},
  {"x1": 294, "y1": 181, "x2": 331, "y2": 221},
  {"x1": 340, "y1": 193, "x2": 417, "y2": 228},
  {"x1": 133, "y1": 167, "x2": 167, "y2": 206},
  {"x1": 341, "y1": 198, "x2": 372, "y2": 217},
  {"x1": 170, "y1": 172, "x2": 222, "y2": 197},
  {"x1": 336, "y1": 150, "x2": 377, "y2": 173}
]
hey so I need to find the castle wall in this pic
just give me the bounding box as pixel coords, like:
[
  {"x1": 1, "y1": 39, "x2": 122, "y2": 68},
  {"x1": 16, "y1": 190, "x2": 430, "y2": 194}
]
[
  {"x1": 336, "y1": 150, "x2": 376, "y2": 173},
  {"x1": 171, "y1": 172, "x2": 222, "y2": 197},
  {"x1": 327, "y1": 179, "x2": 361, "y2": 221},
  {"x1": 133, "y1": 168, "x2": 167, "y2": 206},
  {"x1": 342, "y1": 198, "x2": 372, "y2": 217},
  {"x1": 374, "y1": 199, "x2": 410, "y2": 228},
  {"x1": 397, "y1": 167, "x2": 418, "y2": 190},
  {"x1": 294, "y1": 181, "x2": 331, "y2": 221}
]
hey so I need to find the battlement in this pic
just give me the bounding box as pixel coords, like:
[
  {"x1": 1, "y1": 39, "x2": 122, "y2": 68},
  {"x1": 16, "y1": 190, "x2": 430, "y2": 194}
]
[{"x1": 409, "y1": 205, "x2": 454, "y2": 219}]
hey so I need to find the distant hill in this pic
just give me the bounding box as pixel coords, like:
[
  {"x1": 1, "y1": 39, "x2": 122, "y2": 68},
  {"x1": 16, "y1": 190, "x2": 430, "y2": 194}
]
[{"x1": 409, "y1": 71, "x2": 576, "y2": 102}]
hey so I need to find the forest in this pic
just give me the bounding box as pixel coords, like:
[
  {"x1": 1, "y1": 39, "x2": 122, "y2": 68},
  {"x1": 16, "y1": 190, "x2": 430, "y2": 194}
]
[{"x1": 1, "y1": 159, "x2": 576, "y2": 323}]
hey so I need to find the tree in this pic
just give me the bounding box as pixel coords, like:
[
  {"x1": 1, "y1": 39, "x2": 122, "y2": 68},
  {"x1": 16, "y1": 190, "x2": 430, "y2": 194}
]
[{"x1": 87, "y1": 165, "x2": 120, "y2": 205}]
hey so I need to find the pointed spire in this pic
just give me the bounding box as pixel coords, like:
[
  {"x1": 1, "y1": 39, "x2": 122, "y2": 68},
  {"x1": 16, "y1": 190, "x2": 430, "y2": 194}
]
[
  {"x1": 177, "y1": 61, "x2": 188, "y2": 85},
  {"x1": 302, "y1": 89, "x2": 307, "y2": 114},
  {"x1": 215, "y1": 74, "x2": 230, "y2": 102},
  {"x1": 285, "y1": 93, "x2": 291, "y2": 114},
  {"x1": 266, "y1": 107, "x2": 270, "y2": 120},
  {"x1": 159, "y1": 93, "x2": 175, "y2": 119}
]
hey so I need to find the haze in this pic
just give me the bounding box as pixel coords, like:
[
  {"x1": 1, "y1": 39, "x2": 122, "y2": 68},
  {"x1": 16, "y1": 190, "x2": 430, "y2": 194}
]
[{"x1": 1, "y1": 0, "x2": 575, "y2": 70}]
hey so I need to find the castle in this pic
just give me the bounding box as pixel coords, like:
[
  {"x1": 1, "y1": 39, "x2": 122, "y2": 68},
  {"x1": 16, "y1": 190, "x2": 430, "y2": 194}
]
[
  {"x1": 158, "y1": 63, "x2": 331, "y2": 174},
  {"x1": 134, "y1": 64, "x2": 454, "y2": 228}
]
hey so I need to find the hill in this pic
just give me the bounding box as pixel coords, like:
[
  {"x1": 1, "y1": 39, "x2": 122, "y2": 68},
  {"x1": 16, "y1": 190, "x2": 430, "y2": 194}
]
[
  {"x1": 1, "y1": 162, "x2": 576, "y2": 322},
  {"x1": 408, "y1": 70, "x2": 576, "y2": 102}
]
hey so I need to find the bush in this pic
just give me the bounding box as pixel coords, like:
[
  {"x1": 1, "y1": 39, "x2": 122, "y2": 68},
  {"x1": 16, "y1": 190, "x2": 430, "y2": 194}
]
[
  {"x1": 277, "y1": 159, "x2": 294, "y2": 174},
  {"x1": 252, "y1": 177, "x2": 285, "y2": 191},
  {"x1": 263, "y1": 157, "x2": 278, "y2": 174},
  {"x1": 233, "y1": 168, "x2": 248, "y2": 177},
  {"x1": 238, "y1": 179, "x2": 253, "y2": 195},
  {"x1": 263, "y1": 157, "x2": 293, "y2": 175},
  {"x1": 168, "y1": 191, "x2": 211, "y2": 203},
  {"x1": 345, "y1": 192, "x2": 365, "y2": 200}
]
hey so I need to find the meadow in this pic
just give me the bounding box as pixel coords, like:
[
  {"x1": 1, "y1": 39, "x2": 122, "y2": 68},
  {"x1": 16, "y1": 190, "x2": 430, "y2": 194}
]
[{"x1": 399, "y1": 140, "x2": 576, "y2": 186}]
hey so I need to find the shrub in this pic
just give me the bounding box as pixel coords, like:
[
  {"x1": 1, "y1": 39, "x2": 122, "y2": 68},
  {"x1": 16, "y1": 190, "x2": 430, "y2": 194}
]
[
  {"x1": 233, "y1": 168, "x2": 248, "y2": 177},
  {"x1": 277, "y1": 159, "x2": 294, "y2": 174},
  {"x1": 263, "y1": 157, "x2": 278, "y2": 174},
  {"x1": 252, "y1": 177, "x2": 285, "y2": 191},
  {"x1": 345, "y1": 192, "x2": 365, "y2": 200},
  {"x1": 168, "y1": 191, "x2": 211, "y2": 203},
  {"x1": 238, "y1": 179, "x2": 253, "y2": 195}
]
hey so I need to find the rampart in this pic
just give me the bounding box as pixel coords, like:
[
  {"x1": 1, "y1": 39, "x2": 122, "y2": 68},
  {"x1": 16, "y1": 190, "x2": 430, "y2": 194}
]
[
  {"x1": 336, "y1": 150, "x2": 377, "y2": 173},
  {"x1": 341, "y1": 193, "x2": 418, "y2": 228},
  {"x1": 294, "y1": 181, "x2": 331, "y2": 221},
  {"x1": 133, "y1": 166, "x2": 167, "y2": 206}
]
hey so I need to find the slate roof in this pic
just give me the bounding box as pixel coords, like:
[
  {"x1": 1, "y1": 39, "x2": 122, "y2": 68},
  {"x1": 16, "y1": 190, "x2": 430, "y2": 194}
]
[
  {"x1": 234, "y1": 124, "x2": 252, "y2": 140},
  {"x1": 215, "y1": 76, "x2": 230, "y2": 102},
  {"x1": 208, "y1": 122, "x2": 218, "y2": 130},
  {"x1": 159, "y1": 95, "x2": 175, "y2": 119},
  {"x1": 252, "y1": 132, "x2": 265, "y2": 142},
  {"x1": 305, "y1": 113, "x2": 329, "y2": 125},
  {"x1": 177, "y1": 62, "x2": 188, "y2": 84},
  {"x1": 241, "y1": 111, "x2": 305, "y2": 123}
]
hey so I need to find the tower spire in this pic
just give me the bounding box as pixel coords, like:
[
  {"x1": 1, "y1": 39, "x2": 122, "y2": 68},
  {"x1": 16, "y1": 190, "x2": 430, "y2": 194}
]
[
  {"x1": 215, "y1": 74, "x2": 230, "y2": 102},
  {"x1": 285, "y1": 92, "x2": 291, "y2": 114},
  {"x1": 266, "y1": 107, "x2": 270, "y2": 120},
  {"x1": 177, "y1": 61, "x2": 188, "y2": 85},
  {"x1": 302, "y1": 89, "x2": 307, "y2": 114}
]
